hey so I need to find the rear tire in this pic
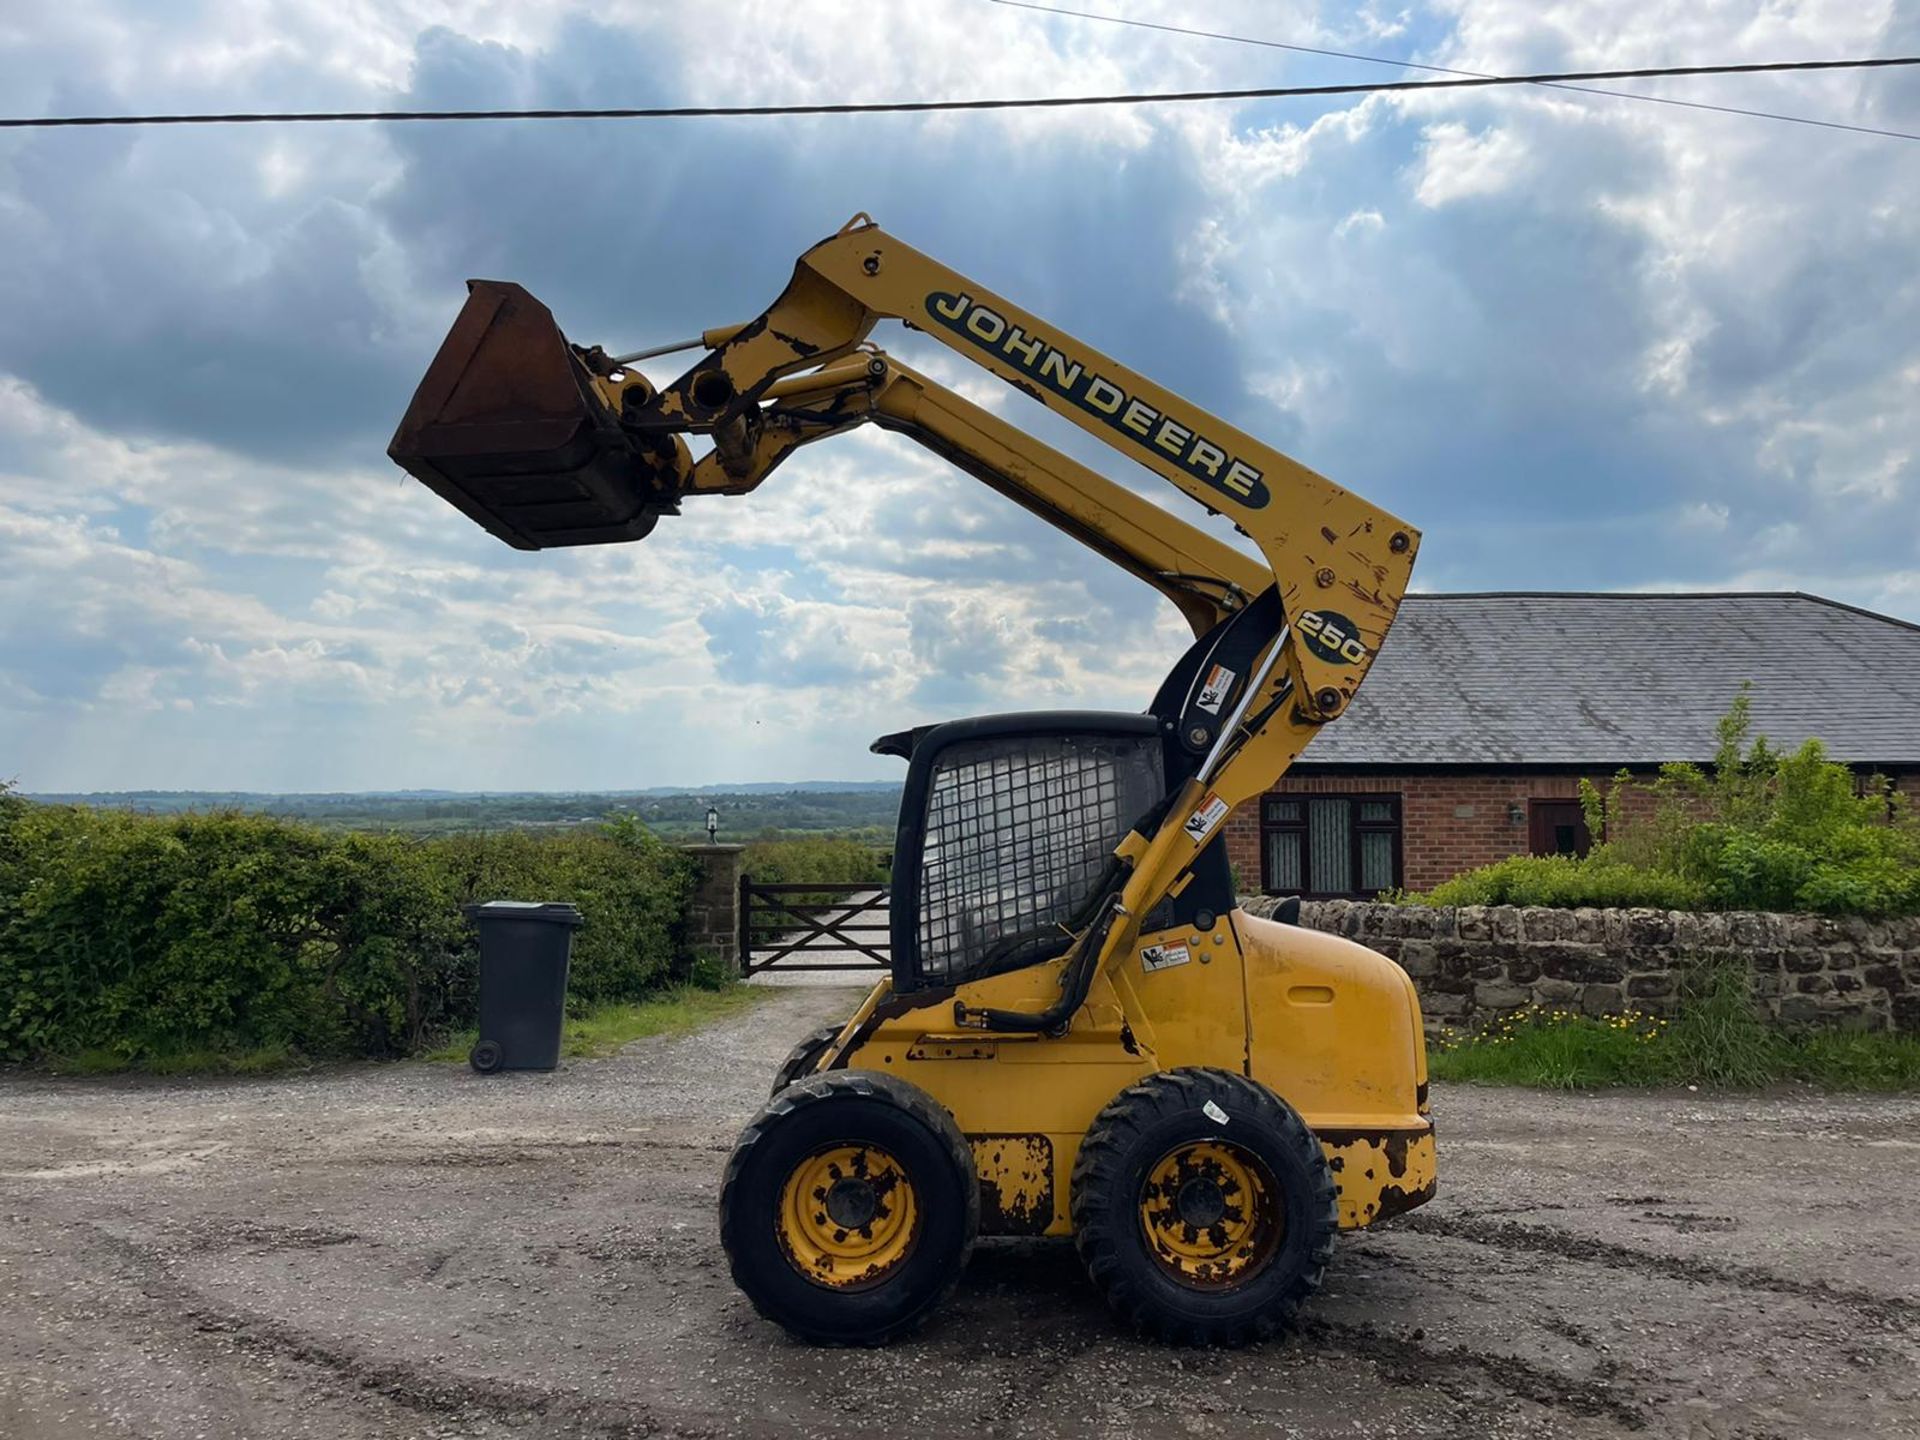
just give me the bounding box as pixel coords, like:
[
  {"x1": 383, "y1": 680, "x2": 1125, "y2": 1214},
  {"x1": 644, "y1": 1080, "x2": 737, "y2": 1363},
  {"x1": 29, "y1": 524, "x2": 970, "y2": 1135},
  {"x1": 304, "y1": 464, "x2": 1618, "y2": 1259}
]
[
  {"x1": 1071, "y1": 1067, "x2": 1336, "y2": 1346},
  {"x1": 719, "y1": 1071, "x2": 977, "y2": 1346},
  {"x1": 469, "y1": 1040, "x2": 504, "y2": 1074},
  {"x1": 770, "y1": 1024, "x2": 843, "y2": 1096}
]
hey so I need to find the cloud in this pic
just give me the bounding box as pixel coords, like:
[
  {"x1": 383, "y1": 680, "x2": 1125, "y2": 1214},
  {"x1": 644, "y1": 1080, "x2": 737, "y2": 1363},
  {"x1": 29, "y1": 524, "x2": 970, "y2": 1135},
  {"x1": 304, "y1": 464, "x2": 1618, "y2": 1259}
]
[
  {"x1": 1413, "y1": 121, "x2": 1533, "y2": 206},
  {"x1": 1, "y1": 0, "x2": 1917, "y2": 791},
  {"x1": 699, "y1": 593, "x2": 887, "y2": 689}
]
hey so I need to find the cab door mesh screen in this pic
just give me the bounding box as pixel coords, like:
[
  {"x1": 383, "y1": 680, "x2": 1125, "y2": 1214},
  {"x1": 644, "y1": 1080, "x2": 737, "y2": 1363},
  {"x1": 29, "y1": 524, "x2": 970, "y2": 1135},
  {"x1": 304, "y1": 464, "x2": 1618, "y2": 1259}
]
[{"x1": 915, "y1": 734, "x2": 1163, "y2": 985}]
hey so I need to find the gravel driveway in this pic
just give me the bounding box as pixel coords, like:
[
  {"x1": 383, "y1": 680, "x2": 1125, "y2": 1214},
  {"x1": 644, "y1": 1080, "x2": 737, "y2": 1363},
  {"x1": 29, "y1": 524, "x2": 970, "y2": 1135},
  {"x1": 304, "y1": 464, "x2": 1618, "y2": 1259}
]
[{"x1": 3, "y1": 983, "x2": 1917, "y2": 1439}]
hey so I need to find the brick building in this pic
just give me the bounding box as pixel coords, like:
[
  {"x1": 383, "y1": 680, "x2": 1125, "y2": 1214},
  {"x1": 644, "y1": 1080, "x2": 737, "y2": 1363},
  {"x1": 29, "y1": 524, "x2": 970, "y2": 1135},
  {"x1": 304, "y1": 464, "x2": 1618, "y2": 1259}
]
[{"x1": 1222, "y1": 592, "x2": 1920, "y2": 898}]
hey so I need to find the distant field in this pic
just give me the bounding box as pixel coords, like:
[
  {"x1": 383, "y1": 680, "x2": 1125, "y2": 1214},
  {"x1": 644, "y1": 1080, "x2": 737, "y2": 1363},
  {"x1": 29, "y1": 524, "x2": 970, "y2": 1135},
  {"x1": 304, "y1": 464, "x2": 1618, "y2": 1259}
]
[{"x1": 25, "y1": 785, "x2": 903, "y2": 841}]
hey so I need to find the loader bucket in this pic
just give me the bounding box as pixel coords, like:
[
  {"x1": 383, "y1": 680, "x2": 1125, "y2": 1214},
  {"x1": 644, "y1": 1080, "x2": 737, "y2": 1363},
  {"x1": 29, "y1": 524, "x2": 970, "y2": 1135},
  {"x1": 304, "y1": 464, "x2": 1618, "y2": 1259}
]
[{"x1": 388, "y1": 280, "x2": 681, "y2": 550}]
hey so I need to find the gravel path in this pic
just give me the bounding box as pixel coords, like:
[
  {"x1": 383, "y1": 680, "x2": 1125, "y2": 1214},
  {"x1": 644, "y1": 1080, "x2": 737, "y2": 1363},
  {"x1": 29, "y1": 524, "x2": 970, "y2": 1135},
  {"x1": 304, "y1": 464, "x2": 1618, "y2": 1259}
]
[{"x1": 3, "y1": 984, "x2": 1917, "y2": 1439}]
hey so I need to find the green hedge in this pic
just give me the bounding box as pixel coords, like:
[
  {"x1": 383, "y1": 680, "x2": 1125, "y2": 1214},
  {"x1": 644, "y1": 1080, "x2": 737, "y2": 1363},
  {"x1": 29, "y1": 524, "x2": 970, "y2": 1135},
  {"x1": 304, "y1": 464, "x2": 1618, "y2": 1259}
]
[
  {"x1": 741, "y1": 836, "x2": 889, "y2": 888},
  {"x1": 0, "y1": 791, "x2": 695, "y2": 1063},
  {"x1": 1413, "y1": 853, "x2": 1709, "y2": 910},
  {"x1": 1409, "y1": 688, "x2": 1920, "y2": 915}
]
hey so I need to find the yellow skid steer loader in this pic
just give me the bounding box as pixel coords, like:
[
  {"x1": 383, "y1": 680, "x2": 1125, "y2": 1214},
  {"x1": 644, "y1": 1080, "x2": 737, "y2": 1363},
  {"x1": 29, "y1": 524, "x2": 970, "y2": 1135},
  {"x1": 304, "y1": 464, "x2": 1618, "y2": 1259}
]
[{"x1": 390, "y1": 215, "x2": 1434, "y2": 1347}]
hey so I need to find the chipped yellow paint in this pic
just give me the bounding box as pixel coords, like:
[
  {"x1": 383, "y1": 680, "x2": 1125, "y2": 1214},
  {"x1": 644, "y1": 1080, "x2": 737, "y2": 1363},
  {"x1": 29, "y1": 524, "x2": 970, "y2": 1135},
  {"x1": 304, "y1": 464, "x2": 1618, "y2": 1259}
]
[
  {"x1": 774, "y1": 1143, "x2": 920, "y2": 1290},
  {"x1": 1320, "y1": 1129, "x2": 1438, "y2": 1229},
  {"x1": 969, "y1": 1134, "x2": 1055, "y2": 1236},
  {"x1": 843, "y1": 910, "x2": 1435, "y2": 1238},
  {"x1": 906, "y1": 1038, "x2": 1002, "y2": 1062},
  {"x1": 1139, "y1": 1139, "x2": 1280, "y2": 1288}
]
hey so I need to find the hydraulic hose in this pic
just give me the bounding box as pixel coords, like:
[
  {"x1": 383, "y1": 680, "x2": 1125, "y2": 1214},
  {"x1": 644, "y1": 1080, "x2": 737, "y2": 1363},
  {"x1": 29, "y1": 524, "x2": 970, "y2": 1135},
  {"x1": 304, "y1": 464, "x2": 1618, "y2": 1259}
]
[{"x1": 955, "y1": 899, "x2": 1122, "y2": 1034}]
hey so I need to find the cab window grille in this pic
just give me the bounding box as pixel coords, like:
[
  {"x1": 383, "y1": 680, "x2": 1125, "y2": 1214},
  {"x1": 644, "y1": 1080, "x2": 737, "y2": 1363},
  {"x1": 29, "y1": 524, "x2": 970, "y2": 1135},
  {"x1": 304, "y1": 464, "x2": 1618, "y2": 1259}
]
[{"x1": 915, "y1": 734, "x2": 1163, "y2": 985}]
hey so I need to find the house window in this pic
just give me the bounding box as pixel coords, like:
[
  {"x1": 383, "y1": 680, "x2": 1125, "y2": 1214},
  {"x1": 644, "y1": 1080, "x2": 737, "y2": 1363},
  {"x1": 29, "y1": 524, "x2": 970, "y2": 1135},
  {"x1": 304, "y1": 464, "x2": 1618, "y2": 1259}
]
[{"x1": 1261, "y1": 794, "x2": 1401, "y2": 897}]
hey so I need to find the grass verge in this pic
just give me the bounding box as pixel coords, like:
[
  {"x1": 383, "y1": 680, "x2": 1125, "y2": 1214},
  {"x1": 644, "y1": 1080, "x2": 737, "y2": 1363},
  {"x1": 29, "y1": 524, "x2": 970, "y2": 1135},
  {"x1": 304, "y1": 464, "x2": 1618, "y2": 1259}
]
[
  {"x1": 37, "y1": 1043, "x2": 298, "y2": 1077},
  {"x1": 33, "y1": 984, "x2": 766, "y2": 1075},
  {"x1": 1431, "y1": 968, "x2": 1920, "y2": 1091},
  {"x1": 422, "y1": 983, "x2": 769, "y2": 1063}
]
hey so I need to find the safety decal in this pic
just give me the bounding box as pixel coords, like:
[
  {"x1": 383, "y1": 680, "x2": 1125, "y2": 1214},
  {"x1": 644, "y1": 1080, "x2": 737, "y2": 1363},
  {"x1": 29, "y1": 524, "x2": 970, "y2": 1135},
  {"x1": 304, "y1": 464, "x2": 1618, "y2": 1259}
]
[
  {"x1": 1183, "y1": 792, "x2": 1230, "y2": 842},
  {"x1": 1195, "y1": 663, "x2": 1236, "y2": 715},
  {"x1": 1141, "y1": 941, "x2": 1191, "y2": 973}
]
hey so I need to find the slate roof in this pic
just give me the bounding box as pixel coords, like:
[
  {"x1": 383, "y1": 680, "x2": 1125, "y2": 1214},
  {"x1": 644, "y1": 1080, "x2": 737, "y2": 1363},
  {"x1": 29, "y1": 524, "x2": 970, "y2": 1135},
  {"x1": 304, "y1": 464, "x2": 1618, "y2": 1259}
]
[{"x1": 1300, "y1": 593, "x2": 1920, "y2": 768}]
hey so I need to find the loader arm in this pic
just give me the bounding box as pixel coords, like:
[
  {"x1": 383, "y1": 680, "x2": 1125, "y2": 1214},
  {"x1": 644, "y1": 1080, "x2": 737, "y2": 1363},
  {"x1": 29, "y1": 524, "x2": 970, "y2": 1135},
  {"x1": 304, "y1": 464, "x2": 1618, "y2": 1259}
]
[
  {"x1": 626, "y1": 215, "x2": 1416, "y2": 696},
  {"x1": 639, "y1": 348, "x2": 1269, "y2": 637},
  {"x1": 390, "y1": 213, "x2": 1420, "y2": 1031}
]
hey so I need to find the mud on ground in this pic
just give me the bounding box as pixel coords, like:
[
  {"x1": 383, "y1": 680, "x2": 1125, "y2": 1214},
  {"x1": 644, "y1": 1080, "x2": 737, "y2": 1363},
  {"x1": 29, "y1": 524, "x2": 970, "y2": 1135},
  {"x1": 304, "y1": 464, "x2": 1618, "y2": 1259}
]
[{"x1": 2, "y1": 984, "x2": 1917, "y2": 1439}]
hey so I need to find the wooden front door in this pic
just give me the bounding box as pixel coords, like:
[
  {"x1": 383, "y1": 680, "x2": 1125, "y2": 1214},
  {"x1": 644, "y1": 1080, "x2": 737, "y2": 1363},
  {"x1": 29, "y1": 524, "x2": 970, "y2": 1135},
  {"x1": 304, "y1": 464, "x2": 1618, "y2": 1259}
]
[{"x1": 1529, "y1": 800, "x2": 1592, "y2": 858}]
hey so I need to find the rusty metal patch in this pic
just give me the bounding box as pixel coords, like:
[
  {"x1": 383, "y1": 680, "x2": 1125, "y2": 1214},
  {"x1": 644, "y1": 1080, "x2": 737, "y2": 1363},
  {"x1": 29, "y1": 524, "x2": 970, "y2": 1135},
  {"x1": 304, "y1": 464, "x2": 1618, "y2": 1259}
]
[
  {"x1": 1317, "y1": 1126, "x2": 1437, "y2": 1230},
  {"x1": 905, "y1": 1038, "x2": 997, "y2": 1061},
  {"x1": 1373, "y1": 1176, "x2": 1438, "y2": 1224},
  {"x1": 969, "y1": 1134, "x2": 1055, "y2": 1236}
]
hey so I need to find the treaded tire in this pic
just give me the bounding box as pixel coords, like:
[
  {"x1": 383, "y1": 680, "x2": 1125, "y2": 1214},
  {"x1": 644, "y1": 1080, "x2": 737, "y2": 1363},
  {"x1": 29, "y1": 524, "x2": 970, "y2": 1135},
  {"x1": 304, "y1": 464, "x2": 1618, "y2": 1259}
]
[
  {"x1": 1071, "y1": 1067, "x2": 1336, "y2": 1346},
  {"x1": 770, "y1": 1024, "x2": 843, "y2": 1096},
  {"x1": 719, "y1": 1070, "x2": 978, "y2": 1346}
]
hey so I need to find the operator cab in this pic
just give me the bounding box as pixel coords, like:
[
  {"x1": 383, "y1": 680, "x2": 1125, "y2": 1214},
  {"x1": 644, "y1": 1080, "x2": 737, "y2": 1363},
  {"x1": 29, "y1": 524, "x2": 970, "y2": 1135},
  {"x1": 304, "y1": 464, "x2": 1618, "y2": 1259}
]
[{"x1": 872, "y1": 589, "x2": 1276, "y2": 995}]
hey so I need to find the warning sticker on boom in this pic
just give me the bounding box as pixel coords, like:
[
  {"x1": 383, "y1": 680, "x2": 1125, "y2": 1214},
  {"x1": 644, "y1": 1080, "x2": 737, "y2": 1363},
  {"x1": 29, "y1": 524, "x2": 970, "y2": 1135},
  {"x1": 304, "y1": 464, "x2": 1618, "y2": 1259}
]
[
  {"x1": 1196, "y1": 663, "x2": 1236, "y2": 715},
  {"x1": 1183, "y1": 792, "x2": 1230, "y2": 842},
  {"x1": 1142, "y1": 941, "x2": 1191, "y2": 973}
]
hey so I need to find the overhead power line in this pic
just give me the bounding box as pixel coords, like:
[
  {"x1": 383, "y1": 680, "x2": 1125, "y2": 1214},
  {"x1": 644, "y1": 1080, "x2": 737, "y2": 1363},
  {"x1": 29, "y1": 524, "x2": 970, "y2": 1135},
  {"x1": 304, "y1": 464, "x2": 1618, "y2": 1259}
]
[
  {"x1": 991, "y1": 0, "x2": 1920, "y2": 143},
  {"x1": 2, "y1": 54, "x2": 1918, "y2": 129}
]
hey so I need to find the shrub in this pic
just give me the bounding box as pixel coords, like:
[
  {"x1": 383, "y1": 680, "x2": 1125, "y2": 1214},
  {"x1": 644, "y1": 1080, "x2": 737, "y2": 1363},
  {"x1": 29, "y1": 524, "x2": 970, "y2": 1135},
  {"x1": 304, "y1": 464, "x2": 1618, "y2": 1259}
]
[
  {"x1": 0, "y1": 799, "x2": 696, "y2": 1064},
  {"x1": 427, "y1": 818, "x2": 696, "y2": 1010},
  {"x1": 1410, "y1": 853, "x2": 1706, "y2": 910},
  {"x1": 1409, "y1": 687, "x2": 1920, "y2": 916},
  {"x1": 741, "y1": 836, "x2": 889, "y2": 889},
  {"x1": 686, "y1": 952, "x2": 734, "y2": 992}
]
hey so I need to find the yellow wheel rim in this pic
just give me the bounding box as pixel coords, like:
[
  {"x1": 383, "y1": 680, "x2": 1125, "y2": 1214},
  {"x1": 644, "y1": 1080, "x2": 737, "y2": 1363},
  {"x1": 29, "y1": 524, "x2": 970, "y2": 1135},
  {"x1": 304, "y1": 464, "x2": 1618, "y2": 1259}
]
[
  {"x1": 1138, "y1": 1139, "x2": 1281, "y2": 1289},
  {"x1": 775, "y1": 1143, "x2": 920, "y2": 1290}
]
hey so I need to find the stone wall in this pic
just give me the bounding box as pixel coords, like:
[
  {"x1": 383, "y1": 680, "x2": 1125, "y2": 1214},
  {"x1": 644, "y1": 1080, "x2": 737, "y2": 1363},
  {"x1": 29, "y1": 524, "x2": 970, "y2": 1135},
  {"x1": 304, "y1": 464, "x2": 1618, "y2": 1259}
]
[
  {"x1": 1239, "y1": 895, "x2": 1920, "y2": 1034},
  {"x1": 681, "y1": 844, "x2": 745, "y2": 973}
]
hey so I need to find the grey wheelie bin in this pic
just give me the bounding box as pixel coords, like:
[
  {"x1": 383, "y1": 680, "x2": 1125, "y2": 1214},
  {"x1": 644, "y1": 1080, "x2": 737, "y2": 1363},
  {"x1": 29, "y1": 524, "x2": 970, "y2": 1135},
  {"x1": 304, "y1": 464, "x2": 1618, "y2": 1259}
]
[{"x1": 464, "y1": 901, "x2": 582, "y2": 1073}]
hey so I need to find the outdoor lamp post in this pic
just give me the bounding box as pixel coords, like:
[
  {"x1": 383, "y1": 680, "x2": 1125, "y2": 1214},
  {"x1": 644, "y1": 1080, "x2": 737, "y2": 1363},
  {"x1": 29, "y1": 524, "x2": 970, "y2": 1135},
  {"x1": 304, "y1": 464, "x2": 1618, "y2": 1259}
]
[{"x1": 705, "y1": 805, "x2": 719, "y2": 843}]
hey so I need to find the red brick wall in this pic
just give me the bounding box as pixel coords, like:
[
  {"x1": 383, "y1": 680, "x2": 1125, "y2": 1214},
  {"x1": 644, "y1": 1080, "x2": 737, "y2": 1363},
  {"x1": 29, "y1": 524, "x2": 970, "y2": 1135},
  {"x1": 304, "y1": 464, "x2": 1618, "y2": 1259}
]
[
  {"x1": 1225, "y1": 765, "x2": 1920, "y2": 897},
  {"x1": 1228, "y1": 766, "x2": 1919, "y2": 895},
  {"x1": 1225, "y1": 770, "x2": 1636, "y2": 894}
]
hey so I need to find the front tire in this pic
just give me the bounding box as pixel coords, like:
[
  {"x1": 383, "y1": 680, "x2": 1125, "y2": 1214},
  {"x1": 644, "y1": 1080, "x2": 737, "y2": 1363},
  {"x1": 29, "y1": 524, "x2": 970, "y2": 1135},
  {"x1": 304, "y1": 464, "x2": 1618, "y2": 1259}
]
[
  {"x1": 1071, "y1": 1067, "x2": 1336, "y2": 1346},
  {"x1": 770, "y1": 1024, "x2": 842, "y2": 1096},
  {"x1": 719, "y1": 1071, "x2": 978, "y2": 1346}
]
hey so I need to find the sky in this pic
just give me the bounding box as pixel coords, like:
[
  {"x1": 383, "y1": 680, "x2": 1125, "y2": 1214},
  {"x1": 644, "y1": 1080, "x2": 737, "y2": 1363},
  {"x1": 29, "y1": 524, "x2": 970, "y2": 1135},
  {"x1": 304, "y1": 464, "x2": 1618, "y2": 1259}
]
[{"x1": 1, "y1": 0, "x2": 1917, "y2": 793}]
